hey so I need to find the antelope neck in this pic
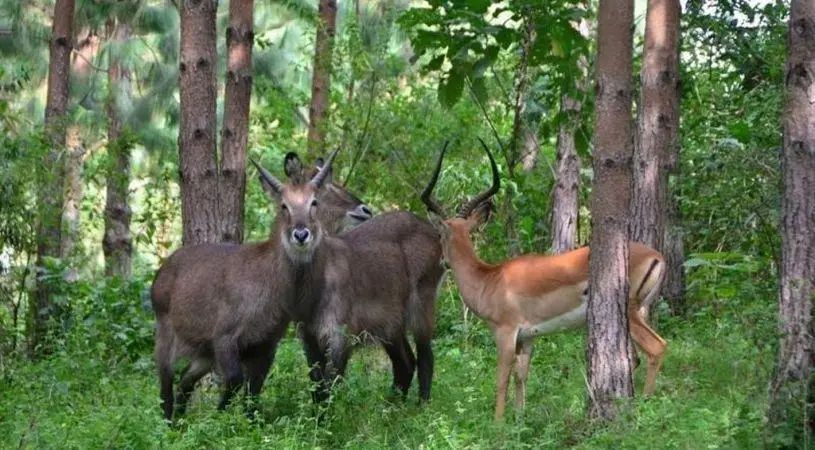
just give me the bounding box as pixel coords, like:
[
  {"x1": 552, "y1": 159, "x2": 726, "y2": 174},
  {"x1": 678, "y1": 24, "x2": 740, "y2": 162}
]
[{"x1": 447, "y1": 226, "x2": 498, "y2": 322}]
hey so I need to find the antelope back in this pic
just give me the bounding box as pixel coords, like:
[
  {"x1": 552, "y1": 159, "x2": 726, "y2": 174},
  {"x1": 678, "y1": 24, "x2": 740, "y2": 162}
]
[{"x1": 311, "y1": 211, "x2": 443, "y2": 339}]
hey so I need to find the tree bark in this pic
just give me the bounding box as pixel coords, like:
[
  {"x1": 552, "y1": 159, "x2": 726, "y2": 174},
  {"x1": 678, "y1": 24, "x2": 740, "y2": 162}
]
[
  {"x1": 552, "y1": 10, "x2": 589, "y2": 255},
  {"x1": 178, "y1": 0, "x2": 219, "y2": 246},
  {"x1": 766, "y1": 1, "x2": 815, "y2": 443},
  {"x1": 218, "y1": 0, "x2": 253, "y2": 244},
  {"x1": 31, "y1": 0, "x2": 75, "y2": 357},
  {"x1": 663, "y1": 192, "x2": 685, "y2": 314},
  {"x1": 552, "y1": 94, "x2": 582, "y2": 254},
  {"x1": 510, "y1": 20, "x2": 536, "y2": 172},
  {"x1": 502, "y1": 20, "x2": 536, "y2": 254},
  {"x1": 630, "y1": 0, "x2": 681, "y2": 255},
  {"x1": 103, "y1": 20, "x2": 133, "y2": 278},
  {"x1": 520, "y1": 128, "x2": 540, "y2": 172},
  {"x1": 306, "y1": 0, "x2": 337, "y2": 155},
  {"x1": 60, "y1": 127, "x2": 85, "y2": 281},
  {"x1": 586, "y1": 0, "x2": 635, "y2": 421}
]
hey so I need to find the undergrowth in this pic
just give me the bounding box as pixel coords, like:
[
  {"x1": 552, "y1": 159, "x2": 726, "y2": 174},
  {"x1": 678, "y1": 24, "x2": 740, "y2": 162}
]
[{"x1": 0, "y1": 259, "x2": 778, "y2": 449}]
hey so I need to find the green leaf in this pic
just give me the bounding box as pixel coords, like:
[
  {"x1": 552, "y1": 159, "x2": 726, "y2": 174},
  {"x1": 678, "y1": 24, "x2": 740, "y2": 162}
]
[
  {"x1": 728, "y1": 120, "x2": 751, "y2": 144},
  {"x1": 439, "y1": 71, "x2": 464, "y2": 108},
  {"x1": 472, "y1": 46, "x2": 498, "y2": 77},
  {"x1": 426, "y1": 54, "x2": 445, "y2": 72},
  {"x1": 469, "y1": 76, "x2": 488, "y2": 105},
  {"x1": 468, "y1": 0, "x2": 491, "y2": 14}
]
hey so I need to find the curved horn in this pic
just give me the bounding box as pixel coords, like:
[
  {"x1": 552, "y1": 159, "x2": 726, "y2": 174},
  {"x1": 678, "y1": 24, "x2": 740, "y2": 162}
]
[
  {"x1": 250, "y1": 158, "x2": 285, "y2": 194},
  {"x1": 456, "y1": 137, "x2": 500, "y2": 218},
  {"x1": 421, "y1": 140, "x2": 449, "y2": 218},
  {"x1": 310, "y1": 148, "x2": 339, "y2": 187}
]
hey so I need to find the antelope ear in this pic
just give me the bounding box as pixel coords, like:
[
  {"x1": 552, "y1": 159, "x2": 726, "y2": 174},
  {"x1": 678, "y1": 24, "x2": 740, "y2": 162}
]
[
  {"x1": 314, "y1": 156, "x2": 333, "y2": 184},
  {"x1": 284, "y1": 152, "x2": 305, "y2": 183}
]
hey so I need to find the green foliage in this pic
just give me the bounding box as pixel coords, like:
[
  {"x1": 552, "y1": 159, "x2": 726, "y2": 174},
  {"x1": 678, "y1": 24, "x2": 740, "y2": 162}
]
[
  {"x1": 0, "y1": 0, "x2": 798, "y2": 446},
  {"x1": 399, "y1": 0, "x2": 589, "y2": 109},
  {"x1": 0, "y1": 263, "x2": 777, "y2": 448},
  {"x1": 679, "y1": 0, "x2": 785, "y2": 261}
]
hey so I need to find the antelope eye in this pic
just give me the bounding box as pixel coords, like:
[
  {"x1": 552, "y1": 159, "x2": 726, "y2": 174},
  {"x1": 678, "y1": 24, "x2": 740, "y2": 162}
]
[
  {"x1": 311, "y1": 200, "x2": 318, "y2": 208},
  {"x1": 281, "y1": 204, "x2": 289, "y2": 213}
]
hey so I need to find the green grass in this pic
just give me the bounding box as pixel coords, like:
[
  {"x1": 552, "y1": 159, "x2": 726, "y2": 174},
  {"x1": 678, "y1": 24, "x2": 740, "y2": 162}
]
[{"x1": 0, "y1": 286, "x2": 777, "y2": 449}]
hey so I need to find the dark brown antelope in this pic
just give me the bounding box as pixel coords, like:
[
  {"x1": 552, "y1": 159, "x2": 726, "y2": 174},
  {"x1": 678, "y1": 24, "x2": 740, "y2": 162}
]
[
  {"x1": 421, "y1": 140, "x2": 668, "y2": 421},
  {"x1": 150, "y1": 151, "x2": 372, "y2": 421},
  {"x1": 296, "y1": 147, "x2": 448, "y2": 403}
]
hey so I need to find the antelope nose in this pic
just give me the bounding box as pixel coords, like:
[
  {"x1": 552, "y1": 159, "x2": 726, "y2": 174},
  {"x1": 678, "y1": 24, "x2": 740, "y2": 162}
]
[{"x1": 293, "y1": 228, "x2": 310, "y2": 244}]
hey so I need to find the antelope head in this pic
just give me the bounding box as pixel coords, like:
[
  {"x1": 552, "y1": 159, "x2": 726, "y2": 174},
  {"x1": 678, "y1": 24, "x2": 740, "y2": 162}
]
[
  {"x1": 251, "y1": 149, "x2": 349, "y2": 263},
  {"x1": 421, "y1": 139, "x2": 501, "y2": 261},
  {"x1": 283, "y1": 152, "x2": 373, "y2": 234}
]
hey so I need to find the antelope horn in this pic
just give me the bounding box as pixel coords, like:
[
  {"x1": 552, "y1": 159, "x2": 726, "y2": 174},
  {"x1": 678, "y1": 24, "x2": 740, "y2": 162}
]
[
  {"x1": 421, "y1": 140, "x2": 450, "y2": 218},
  {"x1": 456, "y1": 137, "x2": 500, "y2": 218},
  {"x1": 310, "y1": 148, "x2": 339, "y2": 187},
  {"x1": 250, "y1": 158, "x2": 286, "y2": 194}
]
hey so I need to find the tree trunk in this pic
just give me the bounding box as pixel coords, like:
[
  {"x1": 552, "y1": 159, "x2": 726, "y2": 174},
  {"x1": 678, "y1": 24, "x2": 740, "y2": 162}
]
[
  {"x1": 630, "y1": 0, "x2": 681, "y2": 255},
  {"x1": 60, "y1": 127, "x2": 85, "y2": 282},
  {"x1": 178, "y1": 0, "x2": 219, "y2": 246},
  {"x1": 552, "y1": 10, "x2": 589, "y2": 255},
  {"x1": 306, "y1": 0, "x2": 337, "y2": 155},
  {"x1": 218, "y1": 0, "x2": 253, "y2": 244},
  {"x1": 103, "y1": 20, "x2": 133, "y2": 278},
  {"x1": 31, "y1": 0, "x2": 75, "y2": 357},
  {"x1": 520, "y1": 128, "x2": 540, "y2": 172},
  {"x1": 662, "y1": 4, "x2": 686, "y2": 315},
  {"x1": 766, "y1": 1, "x2": 815, "y2": 443},
  {"x1": 510, "y1": 20, "x2": 536, "y2": 171},
  {"x1": 503, "y1": 20, "x2": 536, "y2": 253},
  {"x1": 663, "y1": 190, "x2": 685, "y2": 314},
  {"x1": 586, "y1": 0, "x2": 635, "y2": 421},
  {"x1": 552, "y1": 94, "x2": 582, "y2": 254}
]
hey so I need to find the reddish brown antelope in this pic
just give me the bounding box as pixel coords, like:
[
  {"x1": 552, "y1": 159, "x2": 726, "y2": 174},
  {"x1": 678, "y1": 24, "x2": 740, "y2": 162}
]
[
  {"x1": 295, "y1": 147, "x2": 448, "y2": 403},
  {"x1": 150, "y1": 151, "x2": 372, "y2": 421},
  {"x1": 421, "y1": 140, "x2": 668, "y2": 421}
]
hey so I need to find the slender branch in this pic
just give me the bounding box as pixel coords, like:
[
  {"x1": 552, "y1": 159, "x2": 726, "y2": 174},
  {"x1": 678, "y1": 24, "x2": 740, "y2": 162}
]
[
  {"x1": 389, "y1": 146, "x2": 424, "y2": 196},
  {"x1": 491, "y1": 66, "x2": 511, "y2": 111},
  {"x1": 71, "y1": 49, "x2": 109, "y2": 73},
  {"x1": 344, "y1": 74, "x2": 378, "y2": 186},
  {"x1": 465, "y1": 75, "x2": 506, "y2": 165},
  {"x1": 138, "y1": 36, "x2": 162, "y2": 67}
]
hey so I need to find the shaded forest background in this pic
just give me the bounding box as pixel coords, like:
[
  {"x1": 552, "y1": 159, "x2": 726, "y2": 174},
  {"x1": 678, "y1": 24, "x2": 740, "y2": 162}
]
[{"x1": 0, "y1": 0, "x2": 808, "y2": 448}]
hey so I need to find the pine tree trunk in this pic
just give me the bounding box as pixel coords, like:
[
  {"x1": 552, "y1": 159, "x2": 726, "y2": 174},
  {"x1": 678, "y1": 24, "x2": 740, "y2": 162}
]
[
  {"x1": 60, "y1": 127, "x2": 84, "y2": 282},
  {"x1": 510, "y1": 20, "x2": 535, "y2": 171},
  {"x1": 552, "y1": 94, "x2": 582, "y2": 254},
  {"x1": 663, "y1": 192, "x2": 685, "y2": 314},
  {"x1": 586, "y1": 0, "x2": 635, "y2": 421},
  {"x1": 103, "y1": 20, "x2": 133, "y2": 278},
  {"x1": 503, "y1": 20, "x2": 536, "y2": 253},
  {"x1": 307, "y1": 0, "x2": 337, "y2": 155},
  {"x1": 766, "y1": 1, "x2": 815, "y2": 443},
  {"x1": 552, "y1": 10, "x2": 589, "y2": 255},
  {"x1": 520, "y1": 128, "x2": 540, "y2": 171},
  {"x1": 218, "y1": 0, "x2": 253, "y2": 244},
  {"x1": 630, "y1": 0, "x2": 680, "y2": 256},
  {"x1": 31, "y1": 0, "x2": 75, "y2": 357},
  {"x1": 178, "y1": 0, "x2": 219, "y2": 246}
]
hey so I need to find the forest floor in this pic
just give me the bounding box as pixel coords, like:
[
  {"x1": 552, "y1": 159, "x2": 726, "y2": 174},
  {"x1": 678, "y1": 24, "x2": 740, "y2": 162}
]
[{"x1": 0, "y1": 285, "x2": 775, "y2": 449}]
